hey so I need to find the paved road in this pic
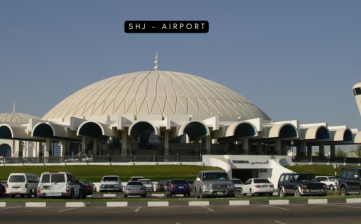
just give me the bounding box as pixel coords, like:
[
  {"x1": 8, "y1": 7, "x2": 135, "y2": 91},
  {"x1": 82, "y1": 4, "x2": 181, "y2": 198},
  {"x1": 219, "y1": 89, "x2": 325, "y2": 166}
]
[{"x1": 0, "y1": 203, "x2": 360, "y2": 224}]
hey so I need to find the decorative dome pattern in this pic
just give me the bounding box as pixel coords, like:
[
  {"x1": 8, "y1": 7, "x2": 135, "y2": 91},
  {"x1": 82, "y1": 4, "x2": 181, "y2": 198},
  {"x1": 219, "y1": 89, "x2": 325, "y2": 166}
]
[
  {"x1": 42, "y1": 71, "x2": 271, "y2": 120},
  {"x1": 0, "y1": 113, "x2": 40, "y2": 124}
]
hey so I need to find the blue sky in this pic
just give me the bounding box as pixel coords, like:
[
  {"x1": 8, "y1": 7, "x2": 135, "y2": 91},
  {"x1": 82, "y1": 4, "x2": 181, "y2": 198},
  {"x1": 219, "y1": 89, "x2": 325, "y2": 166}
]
[{"x1": 1, "y1": 0, "x2": 361, "y2": 137}]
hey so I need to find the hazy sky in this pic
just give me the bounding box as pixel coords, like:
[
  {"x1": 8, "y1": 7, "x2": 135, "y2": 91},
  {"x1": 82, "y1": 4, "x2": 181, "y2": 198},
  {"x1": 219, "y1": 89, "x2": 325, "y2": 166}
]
[{"x1": 1, "y1": 0, "x2": 361, "y2": 138}]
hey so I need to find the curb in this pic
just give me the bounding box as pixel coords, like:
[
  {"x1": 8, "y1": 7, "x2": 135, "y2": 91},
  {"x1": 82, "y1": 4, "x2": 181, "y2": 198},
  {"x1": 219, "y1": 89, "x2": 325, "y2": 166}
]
[{"x1": 0, "y1": 198, "x2": 354, "y2": 207}]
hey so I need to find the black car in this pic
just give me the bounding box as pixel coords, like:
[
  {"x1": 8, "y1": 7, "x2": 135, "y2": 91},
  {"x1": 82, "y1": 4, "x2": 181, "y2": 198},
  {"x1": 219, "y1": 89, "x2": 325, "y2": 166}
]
[
  {"x1": 277, "y1": 173, "x2": 327, "y2": 197},
  {"x1": 0, "y1": 181, "x2": 5, "y2": 197},
  {"x1": 77, "y1": 179, "x2": 94, "y2": 199},
  {"x1": 338, "y1": 168, "x2": 361, "y2": 196},
  {"x1": 156, "y1": 180, "x2": 168, "y2": 192}
]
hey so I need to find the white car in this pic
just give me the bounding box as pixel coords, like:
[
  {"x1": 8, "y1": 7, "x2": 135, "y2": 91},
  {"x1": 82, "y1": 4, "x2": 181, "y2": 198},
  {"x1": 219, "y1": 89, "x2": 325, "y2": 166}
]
[
  {"x1": 99, "y1": 175, "x2": 123, "y2": 192},
  {"x1": 316, "y1": 176, "x2": 338, "y2": 191},
  {"x1": 137, "y1": 179, "x2": 154, "y2": 192},
  {"x1": 242, "y1": 178, "x2": 274, "y2": 196},
  {"x1": 64, "y1": 154, "x2": 93, "y2": 163},
  {"x1": 37, "y1": 172, "x2": 81, "y2": 198}
]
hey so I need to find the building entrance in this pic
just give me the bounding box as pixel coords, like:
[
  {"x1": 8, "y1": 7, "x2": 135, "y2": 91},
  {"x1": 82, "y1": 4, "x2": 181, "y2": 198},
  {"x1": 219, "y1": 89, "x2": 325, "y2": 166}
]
[{"x1": 232, "y1": 169, "x2": 258, "y2": 183}]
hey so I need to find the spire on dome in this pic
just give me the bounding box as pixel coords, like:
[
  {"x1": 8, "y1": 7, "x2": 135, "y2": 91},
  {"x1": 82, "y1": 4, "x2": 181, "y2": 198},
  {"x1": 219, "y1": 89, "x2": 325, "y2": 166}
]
[
  {"x1": 154, "y1": 52, "x2": 159, "y2": 71},
  {"x1": 13, "y1": 101, "x2": 16, "y2": 113}
]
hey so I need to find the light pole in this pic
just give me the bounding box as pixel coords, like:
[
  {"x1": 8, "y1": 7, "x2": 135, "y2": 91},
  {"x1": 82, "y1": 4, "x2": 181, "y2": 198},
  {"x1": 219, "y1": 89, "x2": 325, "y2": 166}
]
[
  {"x1": 107, "y1": 138, "x2": 111, "y2": 162},
  {"x1": 199, "y1": 139, "x2": 202, "y2": 161},
  {"x1": 327, "y1": 153, "x2": 330, "y2": 165},
  {"x1": 291, "y1": 140, "x2": 294, "y2": 164},
  {"x1": 332, "y1": 163, "x2": 338, "y2": 177}
]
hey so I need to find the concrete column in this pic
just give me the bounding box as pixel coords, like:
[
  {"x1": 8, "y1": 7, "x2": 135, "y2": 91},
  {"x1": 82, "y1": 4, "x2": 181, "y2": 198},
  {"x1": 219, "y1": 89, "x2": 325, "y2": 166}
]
[
  {"x1": 127, "y1": 136, "x2": 132, "y2": 153},
  {"x1": 164, "y1": 131, "x2": 169, "y2": 156},
  {"x1": 330, "y1": 145, "x2": 336, "y2": 157},
  {"x1": 257, "y1": 142, "x2": 263, "y2": 155},
  {"x1": 205, "y1": 135, "x2": 211, "y2": 155},
  {"x1": 81, "y1": 137, "x2": 87, "y2": 154},
  {"x1": 299, "y1": 141, "x2": 306, "y2": 156},
  {"x1": 92, "y1": 140, "x2": 98, "y2": 155},
  {"x1": 45, "y1": 138, "x2": 52, "y2": 157},
  {"x1": 307, "y1": 146, "x2": 312, "y2": 156},
  {"x1": 319, "y1": 143, "x2": 325, "y2": 156},
  {"x1": 275, "y1": 139, "x2": 281, "y2": 155},
  {"x1": 242, "y1": 138, "x2": 249, "y2": 155},
  {"x1": 121, "y1": 131, "x2": 128, "y2": 155}
]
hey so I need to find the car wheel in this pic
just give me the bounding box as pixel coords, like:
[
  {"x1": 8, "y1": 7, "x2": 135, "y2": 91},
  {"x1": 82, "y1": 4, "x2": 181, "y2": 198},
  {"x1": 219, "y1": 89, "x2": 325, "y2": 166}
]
[
  {"x1": 269, "y1": 192, "x2": 273, "y2": 196},
  {"x1": 124, "y1": 194, "x2": 128, "y2": 198},
  {"x1": 279, "y1": 188, "x2": 286, "y2": 197},
  {"x1": 10, "y1": 194, "x2": 15, "y2": 198},
  {"x1": 329, "y1": 185, "x2": 334, "y2": 191},
  {"x1": 21, "y1": 194, "x2": 25, "y2": 198},
  {"x1": 187, "y1": 193, "x2": 190, "y2": 197},
  {"x1": 33, "y1": 192, "x2": 37, "y2": 198},
  {"x1": 340, "y1": 186, "x2": 347, "y2": 196},
  {"x1": 78, "y1": 190, "x2": 84, "y2": 199},
  {"x1": 294, "y1": 189, "x2": 301, "y2": 197},
  {"x1": 71, "y1": 190, "x2": 77, "y2": 199},
  {"x1": 142, "y1": 194, "x2": 146, "y2": 197},
  {"x1": 169, "y1": 193, "x2": 172, "y2": 197},
  {"x1": 184, "y1": 194, "x2": 186, "y2": 197}
]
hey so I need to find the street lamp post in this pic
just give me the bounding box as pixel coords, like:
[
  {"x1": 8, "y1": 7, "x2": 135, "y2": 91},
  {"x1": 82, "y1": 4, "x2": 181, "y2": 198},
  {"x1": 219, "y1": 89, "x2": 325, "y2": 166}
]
[
  {"x1": 291, "y1": 140, "x2": 294, "y2": 164},
  {"x1": 107, "y1": 138, "x2": 111, "y2": 162},
  {"x1": 332, "y1": 163, "x2": 338, "y2": 177},
  {"x1": 199, "y1": 139, "x2": 202, "y2": 161},
  {"x1": 327, "y1": 154, "x2": 330, "y2": 165}
]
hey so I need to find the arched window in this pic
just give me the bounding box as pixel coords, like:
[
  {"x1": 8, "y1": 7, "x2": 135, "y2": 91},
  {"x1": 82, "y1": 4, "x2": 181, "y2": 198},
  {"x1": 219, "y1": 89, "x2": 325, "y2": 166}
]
[{"x1": 0, "y1": 144, "x2": 11, "y2": 157}]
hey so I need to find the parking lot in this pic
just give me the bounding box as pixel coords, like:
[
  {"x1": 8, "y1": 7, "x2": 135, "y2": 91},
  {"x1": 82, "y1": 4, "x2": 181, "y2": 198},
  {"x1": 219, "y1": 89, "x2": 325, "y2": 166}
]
[{"x1": 1, "y1": 203, "x2": 361, "y2": 224}]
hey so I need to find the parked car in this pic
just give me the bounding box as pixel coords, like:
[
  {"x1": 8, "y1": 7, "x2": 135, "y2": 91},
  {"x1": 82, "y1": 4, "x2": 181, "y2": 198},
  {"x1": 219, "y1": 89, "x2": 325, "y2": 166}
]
[
  {"x1": 76, "y1": 179, "x2": 94, "y2": 198},
  {"x1": 99, "y1": 175, "x2": 123, "y2": 192},
  {"x1": 137, "y1": 179, "x2": 154, "y2": 192},
  {"x1": 193, "y1": 170, "x2": 236, "y2": 198},
  {"x1": 164, "y1": 179, "x2": 191, "y2": 197},
  {"x1": 124, "y1": 181, "x2": 147, "y2": 197},
  {"x1": 338, "y1": 168, "x2": 361, "y2": 196},
  {"x1": 0, "y1": 180, "x2": 5, "y2": 197},
  {"x1": 277, "y1": 173, "x2": 327, "y2": 197},
  {"x1": 64, "y1": 154, "x2": 93, "y2": 163},
  {"x1": 6, "y1": 173, "x2": 39, "y2": 198},
  {"x1": 241, "y1": 178, "x2": 274, "y2": 196},
  {"x1": 231, "y1": 178, "x2": 244, "y2": 191},
  {"x1": 37, "y1": 172, "x2": 81, "y2": 198},
  {"x1": 316, "y1": 176, "x2": 338, "y2": 191},
  {"x1": 155, "y1": 180, "x2": 168, "y2": 192},
  {"x1": 129, "y1": 176, "x2": 144, "y2": 182},
  {"x1": 164, "y1": 180, "x2": 171, "y2": 192}
]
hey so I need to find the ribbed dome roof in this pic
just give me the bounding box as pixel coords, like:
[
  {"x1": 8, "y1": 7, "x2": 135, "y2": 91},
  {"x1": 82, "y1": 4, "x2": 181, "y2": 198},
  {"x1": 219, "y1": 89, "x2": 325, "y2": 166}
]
[
  {"x1": 42, "y1": 71, "x2": 271, "y2": 120},
  {"x1": 0, "y1": 113, "x2": 40, "y2": 124}
]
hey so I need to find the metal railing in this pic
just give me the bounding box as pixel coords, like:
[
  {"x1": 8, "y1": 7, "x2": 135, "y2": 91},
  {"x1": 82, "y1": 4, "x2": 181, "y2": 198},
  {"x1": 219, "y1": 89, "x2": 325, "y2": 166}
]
[
  {"x1": 292, "y1": 156, "x2": 361, "y2": 164},
  {"x1": 0, "y1": 155, "x2": 202, "y2": 164}
]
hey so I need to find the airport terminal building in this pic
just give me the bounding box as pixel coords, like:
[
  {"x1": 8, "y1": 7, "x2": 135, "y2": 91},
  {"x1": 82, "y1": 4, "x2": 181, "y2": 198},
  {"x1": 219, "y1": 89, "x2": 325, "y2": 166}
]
[{"x1": 0, "y1": 54, "x2": 360, "y2": 183}]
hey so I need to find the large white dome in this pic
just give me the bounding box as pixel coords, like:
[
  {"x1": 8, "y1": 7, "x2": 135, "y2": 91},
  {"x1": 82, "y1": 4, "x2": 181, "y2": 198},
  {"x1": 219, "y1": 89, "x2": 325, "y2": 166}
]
[{"x1": 42, "y1": 71, "x2": 271, "y2": 120}]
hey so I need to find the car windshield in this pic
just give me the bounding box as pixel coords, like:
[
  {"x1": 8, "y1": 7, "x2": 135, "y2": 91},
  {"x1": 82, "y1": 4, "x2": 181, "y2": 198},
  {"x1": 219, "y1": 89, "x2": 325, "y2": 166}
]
[
  {"x1": 232, "y1": 180, "x2": 243, "y2": 184},
  {"x1": 103, "y1": 177, "x2": 119, "y2": 182},
  {"x1": 254, "y1": 179, "x2": 270, "y2": 183},
  {"x1": 203, "y1": 173, "x2": 229, "y2": 181},
  {"x1": 294, "y1": 174, "x2": 315, "y2": 181},
  {"x1": 9, "y1": 175, "x2": 25, "y2": 183},
  {"x1": 139, "y1": 180, "x2": 151, "y2": 184},
  {"x1": 187, "y1": 180, "x2": 194, "y2": 184},
  {"x1": 128, "y1": 182, "x2": 143, "y2": 186},
  {"x1": 328, "y1": 177, "x2": 336, "y2": 181},
  {"x1": 171, "y1": 180, "x2": 187, "y2": 184}
]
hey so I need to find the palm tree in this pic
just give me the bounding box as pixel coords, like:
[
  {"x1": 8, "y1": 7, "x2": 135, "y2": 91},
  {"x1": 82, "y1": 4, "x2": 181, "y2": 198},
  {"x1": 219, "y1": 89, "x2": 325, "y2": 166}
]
[{"x1": 335, "y1": 147, "x2": 348, "y2": 157}]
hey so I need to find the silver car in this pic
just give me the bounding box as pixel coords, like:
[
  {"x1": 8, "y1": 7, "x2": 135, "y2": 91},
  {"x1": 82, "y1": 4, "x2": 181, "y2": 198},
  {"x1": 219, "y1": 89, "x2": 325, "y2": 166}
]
[
  {"x1": 193, "y1": 170, "x2": 236, "y2": 198},
  {"x1": 99, "y1": 175, "x2": 123, "y2": 192},
  {"x1": 124, "y1": 181, "x2": 147, "y2": 197}
]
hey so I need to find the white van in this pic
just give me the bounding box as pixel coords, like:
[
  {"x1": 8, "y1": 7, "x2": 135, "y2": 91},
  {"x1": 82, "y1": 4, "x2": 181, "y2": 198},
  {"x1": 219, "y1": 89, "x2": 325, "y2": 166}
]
[
  {"x1": 37, "y1": 172, "x2": 80, "y2": 198},
  {"x1": 6, "y1": 173, "x2": 39, "y2": 198}
]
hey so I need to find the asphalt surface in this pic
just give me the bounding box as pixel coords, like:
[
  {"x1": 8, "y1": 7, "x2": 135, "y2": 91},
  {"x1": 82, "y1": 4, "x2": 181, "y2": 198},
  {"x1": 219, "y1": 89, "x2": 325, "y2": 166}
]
[{"x1": 1, "y1": 203, "x2": 361, "y2": 224}]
